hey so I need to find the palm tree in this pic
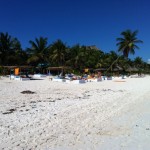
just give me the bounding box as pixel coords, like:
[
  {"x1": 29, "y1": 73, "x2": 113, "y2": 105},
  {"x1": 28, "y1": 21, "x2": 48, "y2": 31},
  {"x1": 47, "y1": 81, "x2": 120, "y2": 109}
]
[
  {"x1": 0, "y1": 32, "x2": 23, "y2": 65},
  {"x1": 49, "y1": 39, "x2": 67, "y2": 66},
  {"x1": 27, "y1": 37, "x2": 50, "y2": 66},
  {"x1": 66, "y1": 45, "x2": 89, "y2": 70},
  {"x1": 106, "y1": 30, "x2": 143, "y2": 74},
  {"x1": 84, "y1": 46, "x2": 103, "y2": 69},
  {"x1": 66, "y1": 44, "x2": 80, "y2": 68},
  {"x1": 104, "y1": 51, "x2": 120, "y2": 73},
  {"x1": 14, "y1": 49, "x2": 28, "y2": 65},
  {"x1": 133, "y1": 57, "x2": 144, "y2": 68},
  {"x1": 106, "y1": 51, "x2": 118, "y2": 64},
  {"x1": 116, "y1": 30, "x2": 143, "y2": 58},
  {"x1": 116, "y1": 56, "x2": 130, "y2": 71}
]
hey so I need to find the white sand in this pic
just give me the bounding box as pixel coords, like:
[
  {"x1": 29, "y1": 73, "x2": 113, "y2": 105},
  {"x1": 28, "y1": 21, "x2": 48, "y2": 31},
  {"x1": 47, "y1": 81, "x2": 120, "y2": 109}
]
[{"x1": 0, "y1": 76, "x2": 150, "y2": 150}]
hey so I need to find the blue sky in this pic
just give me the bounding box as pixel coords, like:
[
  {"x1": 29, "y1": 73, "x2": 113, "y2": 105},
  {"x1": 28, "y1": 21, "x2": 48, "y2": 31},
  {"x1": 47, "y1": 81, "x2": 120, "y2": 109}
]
[{"x1": 0, "y1": 0, "x2": 150, "y2": 62}]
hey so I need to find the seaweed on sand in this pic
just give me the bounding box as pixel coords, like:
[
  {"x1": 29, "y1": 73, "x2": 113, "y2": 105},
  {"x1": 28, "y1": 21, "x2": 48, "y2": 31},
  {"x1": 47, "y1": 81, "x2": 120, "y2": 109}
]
[
  {"x1": 21, "y1": 90, "x2": 36, "y2": 94},
  {"x1": 2, "y1": 108, "x2": 16, "y2": 114}
]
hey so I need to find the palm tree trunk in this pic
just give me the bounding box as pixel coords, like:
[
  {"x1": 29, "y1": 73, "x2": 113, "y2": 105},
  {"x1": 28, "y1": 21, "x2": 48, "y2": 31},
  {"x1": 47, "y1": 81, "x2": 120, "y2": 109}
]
[{"x1": 105, "y1": 56, "x2": 120, "y2": 74}]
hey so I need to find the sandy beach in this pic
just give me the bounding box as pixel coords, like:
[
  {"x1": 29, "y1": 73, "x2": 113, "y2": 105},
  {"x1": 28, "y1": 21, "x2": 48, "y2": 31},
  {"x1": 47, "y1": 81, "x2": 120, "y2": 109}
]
[{"x1": 0, "y1": 76, "x2": 150, "y2": 150}]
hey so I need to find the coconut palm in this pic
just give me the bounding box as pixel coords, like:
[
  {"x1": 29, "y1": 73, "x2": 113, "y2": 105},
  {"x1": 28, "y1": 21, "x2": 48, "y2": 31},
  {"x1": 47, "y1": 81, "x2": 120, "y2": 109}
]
[
  {"x1": 27, "y1": 37, "x2": 50, "y2": 66},
  {"x1": 66, "y1": 45, "x2": 89, "y2": 70},
  {"x1": 0, "y1": 32, "x2": 12, "y2": 65},
  {"x1": 106, "y1": 51, "x2": 118, "y2": 64},
  {"x1": 106, "y1": 30, "x2": 143, "y2": 73},
  {"x1": 66, "y1": 44, "x2": 80, "y2": 68},
  {"x1": 133, "y1": 57, "x2": 144, "y2": 68},
  {"x1": 106, "y1": 51, "x2": 119, "y2": 70},
  {"x1": 0, "y1": 32, "x2": 13, "y2": 52},
  {"x1": 102, "y1": 51, "x2": 120, "y2": 73},
  {"x1": 0, "y1": 32, "x2": 22, "y2": 65},
  {"x1": 84, "y1": 46, "x2": 103, "y2": 69},
  {"x1": 117, "y1": 56, "x2": 130, "y2": 70},
  {"x1": 49, "y1": 39, "x2": 67, "y2": 66},
  {"x1": 96, "y1": 51, "x2": 107, "y2": 68},
  {"x1": 116, "y1": 30, "x2": 143, "y2": 58}
]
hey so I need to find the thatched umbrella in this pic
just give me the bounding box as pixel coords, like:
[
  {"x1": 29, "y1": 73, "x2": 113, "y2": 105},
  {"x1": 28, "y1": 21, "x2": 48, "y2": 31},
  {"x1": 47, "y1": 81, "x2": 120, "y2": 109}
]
[
  {"x1": 2, "y1": 66, "x2": 33, "y2": 76},
  {"x1": 47, "y1": 66, "x2": 71, "y2": 70},
  {"x1": 94, "y1": 68, "x2": 107, "y2": 75},
  {"x1": 3, "y1": 66, "x2": 33, "y2": 69},
  {"x1": 126, "y1": 66, "x2": 139, "y2": 72},
  {"x1": 113, "y1": 66, "x2": 123, "y2": 72},
  {"x1": 47, "y1": 66, "x2": 71, "y2": 76}
]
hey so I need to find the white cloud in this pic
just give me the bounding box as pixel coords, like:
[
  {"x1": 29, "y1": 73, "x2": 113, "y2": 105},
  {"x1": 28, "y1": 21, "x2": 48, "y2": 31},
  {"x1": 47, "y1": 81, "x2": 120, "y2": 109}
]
[{"x1": 148, "y1": 59, "x2": 150, "y2": 64}]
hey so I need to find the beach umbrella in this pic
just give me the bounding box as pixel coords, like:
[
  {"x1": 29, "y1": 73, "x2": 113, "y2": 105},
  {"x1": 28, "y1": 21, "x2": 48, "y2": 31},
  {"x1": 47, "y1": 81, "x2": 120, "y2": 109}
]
[
  {"x1": 113, "y1": 66, "x2": 123, "y2": 71},
  {"x1": 126, "y1": 66, "x2": 139, "y2": 72}
]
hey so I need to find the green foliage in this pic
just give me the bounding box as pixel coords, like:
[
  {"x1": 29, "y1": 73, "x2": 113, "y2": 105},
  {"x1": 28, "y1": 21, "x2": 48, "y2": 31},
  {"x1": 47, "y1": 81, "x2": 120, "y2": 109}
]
[
  {"x1": 116, "y1": 30, "x2": 143, "y2": 58},
  {"x1": 0, "y1": 32, "x2": 23, "y2": 65},
  {"x1": 49, "y1": 39, "x2": 67, "y2": 66},
  {"x1": 0, "y1": 66, "x2": 2, "y2": 75},
  {"x1": 26, "y1": 37, "x2": 50, "y2": 66},
  {"x1": 0, "y1": 30, "x2": 149, "y2": 74}
]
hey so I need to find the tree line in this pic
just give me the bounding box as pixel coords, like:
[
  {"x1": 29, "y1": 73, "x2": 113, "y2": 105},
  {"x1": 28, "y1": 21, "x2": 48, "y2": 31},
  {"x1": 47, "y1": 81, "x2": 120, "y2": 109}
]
[{"x1": 0, "y1": 30, "x2": 150, "y2": 74}]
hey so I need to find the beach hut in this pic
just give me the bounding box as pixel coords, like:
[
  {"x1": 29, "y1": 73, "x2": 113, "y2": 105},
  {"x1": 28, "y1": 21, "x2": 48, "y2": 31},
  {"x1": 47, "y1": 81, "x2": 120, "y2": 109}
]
[
  {"x1": 94, "y1": 68, "x2": 107, "y2": 74},
  {"x1": 112, "y1": 66, "x2": 123, "y2": 76},
  {"x1": 113, "y1": 66, "x2": 123, "y2": 72},
  {"x1": 47, "y1": 66, "x2": 71, "y2": 76},
  {"x1": 3, "y1": 66, "x2": 33, "y2": 80},
  {"x1": 126, "y1": 66, "x2": 139, "y2": 72},
  {"x1": 125, "y1": 66, "x2": 139, "y2": 76}
]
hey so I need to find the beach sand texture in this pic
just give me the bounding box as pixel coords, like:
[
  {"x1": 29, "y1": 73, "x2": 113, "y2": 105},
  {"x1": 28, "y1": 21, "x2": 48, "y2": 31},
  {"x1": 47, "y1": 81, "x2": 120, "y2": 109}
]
[{"x1": 0, "y1": 76, "x2": 150, "y2": 150}]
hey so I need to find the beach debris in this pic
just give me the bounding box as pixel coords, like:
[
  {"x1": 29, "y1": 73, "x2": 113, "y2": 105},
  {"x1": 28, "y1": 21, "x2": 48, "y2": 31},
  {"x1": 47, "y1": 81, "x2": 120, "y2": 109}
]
[
  {"x1": 118, "y1": 90, "x2": 124, "y2": 92},
  {"x1": 102, "y1": 89, "x2": 113, "y2": 92},
  {"x1": 49, "y1": 100, "x2": 56, "y2": 102},
  {"x1": 2, "y1": 112, "x2": 13, "y2": 114},
  {"x1": 21, "y1": 90, "x2": 36, "y2": 94},
  {"x1": 2, "y1": 108, "x2": 16, "y2": 114},
  {"x1": 9, "y1": 108, "x2": 16, "y2": 112},
  {"x1": 31, "y1": 105, "x2": 37, "y2": 108},
  {"x1": 30, "y1": 101, "x2": 36, "y2": 103}
]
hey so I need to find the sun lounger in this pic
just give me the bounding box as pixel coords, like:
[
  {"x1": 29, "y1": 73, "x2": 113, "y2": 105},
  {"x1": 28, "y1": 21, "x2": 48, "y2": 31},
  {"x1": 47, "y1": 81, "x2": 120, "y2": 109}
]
[
  {"x1": 13, "y1": 76, "x2": 30, "y2": 81},
  {"x1": 53, "y1": 78, "x2": 66, "y2": 82},
  {"x1": 88, "y1": 78, "x2": 102, "y2": 82},
  {"x1": 33, "y1": 74, "x2": 47, "y2": 78},
  {"x1": 71, "y1": 79, "x2": 86, "y2": 84}
]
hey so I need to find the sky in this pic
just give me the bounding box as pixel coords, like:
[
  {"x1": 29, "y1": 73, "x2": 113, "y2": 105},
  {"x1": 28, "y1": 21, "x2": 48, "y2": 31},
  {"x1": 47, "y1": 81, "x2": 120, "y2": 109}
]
[{"x1": 0, "y1": 0, "x2": 150, "y2": 62}]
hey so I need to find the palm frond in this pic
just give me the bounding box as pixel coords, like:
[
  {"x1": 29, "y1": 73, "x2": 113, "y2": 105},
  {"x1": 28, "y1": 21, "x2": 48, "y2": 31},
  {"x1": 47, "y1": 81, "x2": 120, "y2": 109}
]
[{"x1": 116, "y1": 29, "x2": 143, "y2": 57}]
